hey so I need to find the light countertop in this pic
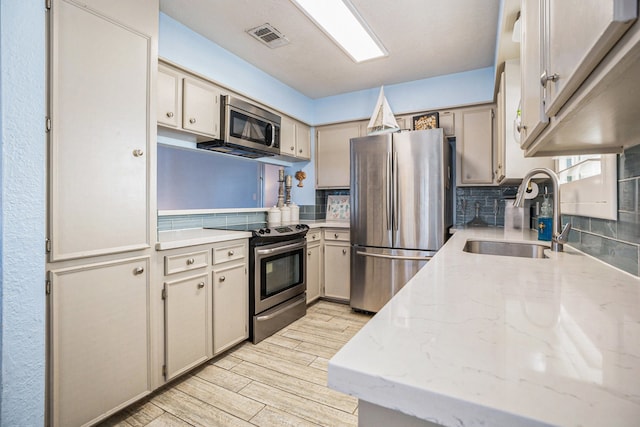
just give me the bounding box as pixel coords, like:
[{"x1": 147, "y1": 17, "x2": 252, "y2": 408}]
[
  {"x1": 156, "y1": 228, "x2": 252, "y2": 250},
  {"x1": 328, "y1": 227, "x2": 640, "y2": 427},
  {"x1": 303, "y1": 220, "x2": 350, "y2": 229}
]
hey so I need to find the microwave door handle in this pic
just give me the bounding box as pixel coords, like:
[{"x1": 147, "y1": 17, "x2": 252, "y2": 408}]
[{"x1": 266, "y1": 123, "x2": 274, "y2": 147}]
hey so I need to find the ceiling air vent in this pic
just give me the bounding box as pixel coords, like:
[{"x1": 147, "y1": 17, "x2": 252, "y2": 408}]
[{"x1": 247, "y1": 23, "x2": 290, "y2": 48}]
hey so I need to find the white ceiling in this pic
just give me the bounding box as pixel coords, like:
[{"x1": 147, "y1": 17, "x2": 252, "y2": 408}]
[{"x1": 160, "y1": 0, "x2": 515, "y2": 99}]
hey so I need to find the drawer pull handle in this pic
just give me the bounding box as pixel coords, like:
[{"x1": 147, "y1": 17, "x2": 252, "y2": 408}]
[
  {"x1": 312, "y1": 235, "x2": 316, "y2": 239},
  {"x1": 342, "y1": 249, "x2": 347, "y2": 255},
  {"x1": 186, "y1": 258, "x2": 195, "y2": 265},
  {"x1": 132, "y1": 149, "x2": 144, "y2": 157},
  {"x1": 197, "y1": 282, "x2": 205, "y2": 289},
  {"x1": 189, "y1": 118, "x2": 196, "y2": 124},
  {"x1": 228, "y1": 250, "x2": 234, "y2": 256},
  {"x1": 334, "y1": 233, "x2": 339, "y2": 239},
  {"x1": 166, "y1": 111, "x2": 174, "y2": 118},
  {"x1": 308, "y1": 251, "x2": 312, "y2": 256},
  {"x1": 219, "y1": 276, "x2": 226, "y2": 282},
  {"x1": 134, "y1": 267, "x2": 144, "y2": 275}
]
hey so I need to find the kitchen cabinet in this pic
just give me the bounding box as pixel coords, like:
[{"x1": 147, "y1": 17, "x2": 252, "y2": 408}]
[
  {"x1": 163, "y1": 273, "x2": 211, "y2": 381},
  {"x1": 280, "y1": 115, "x2": 311, "y2": 160},
  {"x1": 157, "y1": 63, "x2": 222, "y2": 140},
  {"x1": 157, "y1": 65, "x2": 182, "y2": 128},
  {"x1": 323, "y1": 229, "x2": 350, "y2": 301},
  {"x1": 306, "y1": 230, "x2": 322, "y2": 304},
  {"x1": 47, "y1": 1, "x2": 158, "y2": 426},
  {"x1": 49, "y1": 257, "x2": 151, "y2": 427},
  {"x1": 48, "y1": 0, "x2": 155, "y2": 261},
  {"x1": 519, "y1": 0, "x2": 640, "y2": 155},
  {"x1": 496, "y1": 60, "x2": 553, "y2": 184},
  {"x1": 455, "y1": 106, "x2": 495, "y2": 186},
  {"x1": 212, "y1": 240, "x2": 249, "y2": 355},
  {"x1": 182, "y1": 76, "x2": 221, "y2": 138},
  {"x1": 316, "y1": 122, "x2": 362, "y2": 188}
]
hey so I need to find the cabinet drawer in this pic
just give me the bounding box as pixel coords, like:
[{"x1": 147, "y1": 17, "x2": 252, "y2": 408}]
[
  {"x1": 323, "y1": 229, "x2": 350, "y2": 242},
  {"x1": 306, "y1": 230, "x2": 321, "y2": 243},
  {"x1": 165, "y1": 250, "x2": 208, "y2": 275},
  {"x1": 212, "y1": 243, "x2": 246, "y2": 265}
]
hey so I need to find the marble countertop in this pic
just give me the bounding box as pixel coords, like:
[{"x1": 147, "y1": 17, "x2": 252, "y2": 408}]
[
  {"x1": 303, "y1": 220, "x2": 350, "y2": 229},
  {"x1": 156, "y1": 228, "x2": 252, "y2": 250},
  {"x1": 328, "y1": 227, "x2": 640, "y2": 427}
]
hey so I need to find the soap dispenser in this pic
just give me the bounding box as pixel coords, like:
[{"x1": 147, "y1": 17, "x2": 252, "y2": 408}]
[{"x1": 538, "y1": 189, "x2": 553, "y2": 241}]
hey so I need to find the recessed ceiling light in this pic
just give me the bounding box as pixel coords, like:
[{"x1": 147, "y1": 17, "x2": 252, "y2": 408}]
[{"x1": 291, "y1": 0, "x2": 388, "y2": 63}]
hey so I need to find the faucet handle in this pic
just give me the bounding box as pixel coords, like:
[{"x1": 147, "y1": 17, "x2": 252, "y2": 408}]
[{"x1": 555, "y1": 222, "x2": 572, "y2": 244}]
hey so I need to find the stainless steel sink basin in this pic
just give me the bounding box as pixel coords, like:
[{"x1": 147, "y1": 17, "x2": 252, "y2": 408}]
[{"x1": 463, "y1": 239, "x2": 549, "y2": 259}]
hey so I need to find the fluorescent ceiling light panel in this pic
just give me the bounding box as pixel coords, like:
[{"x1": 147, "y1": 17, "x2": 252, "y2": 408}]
[{"x1": 291, "y1": 0, "x2": 388, "y2": 63}]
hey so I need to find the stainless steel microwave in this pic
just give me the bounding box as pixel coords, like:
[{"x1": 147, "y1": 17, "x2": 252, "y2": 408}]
[{"x1": 197, "y1": 96, "x2": 281, "y2": 158}]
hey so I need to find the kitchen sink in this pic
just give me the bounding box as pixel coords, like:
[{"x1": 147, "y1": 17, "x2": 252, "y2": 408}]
[{"x1": 463, "y1": 239, "x2": 549, "y2": 259}]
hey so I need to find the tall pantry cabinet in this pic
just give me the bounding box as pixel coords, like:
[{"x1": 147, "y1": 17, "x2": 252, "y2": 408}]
[{"x1": 46, "y1": 1, "x2": 158, "y2": 426}]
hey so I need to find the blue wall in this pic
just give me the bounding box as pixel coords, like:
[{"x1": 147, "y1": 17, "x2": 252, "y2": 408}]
[{"x1": 0, "y1": 1, "x2": 47, "y2": 425}]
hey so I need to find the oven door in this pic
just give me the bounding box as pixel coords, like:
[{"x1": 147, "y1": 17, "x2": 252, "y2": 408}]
[{"x1": 253, "y1": 238, "x2": 306, "y2": 314}]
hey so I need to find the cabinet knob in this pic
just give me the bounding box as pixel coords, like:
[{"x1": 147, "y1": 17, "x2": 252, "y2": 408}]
[
  {"x1": 228, "y1": 250, "x2": 234, "y2": 256},
  {"x1": 132, "y1": 149, "x2": 144, "y2": 157},
  {"x1": 186, "y1": 258, "x2": 195, "y2": 265},
  {"x1": 334, "y1": 233, "x2": 339, "y2": 239},
  {"x1": 540, "y1": 71, "x2": 560, "y2": 87},
  {"x1": 299, "y1": 149, "x2": 303, "y2": 153},
  {"x1": 189, "y1": 118, "x2": 196, "y2": 124},
  {"x1": 342, "y1": 249, "x2": 347, "y2": 255},
  {"x1": 166, "y1": 111, "x2": 174, "y2": 118},
  {"x1": 219, "y1": 276, "x2": 226, "y2": 282},
  {"x1": 308, "y1": 251, "x2": 312, "y2": 256},
  {"x1": 290, "y1": 146, "x2": 295, "y2": 151},
  {"x1": 133, "y1": 266, "x2": 144, "y2": 275},
  {"x1": 197, "y1": 282, "x2": 205, "y2": 289},
  {"x1": 312, "y1": 235, "x2": 316, "y2": 239}
]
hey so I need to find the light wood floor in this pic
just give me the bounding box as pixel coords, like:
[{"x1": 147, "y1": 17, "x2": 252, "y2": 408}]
[{"x1": 99, "y1": 300, "x2": 371, "y2": 427}]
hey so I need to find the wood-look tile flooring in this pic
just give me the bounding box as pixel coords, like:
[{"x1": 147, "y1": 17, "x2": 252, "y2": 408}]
[{"x1": 100, "y1": 301, "x2": 371, "y2": 427}]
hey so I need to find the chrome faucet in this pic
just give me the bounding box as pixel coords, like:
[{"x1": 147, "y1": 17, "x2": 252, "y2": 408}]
[{"x1": 514, "y1": 168, "x2": 572, "y2": 252}]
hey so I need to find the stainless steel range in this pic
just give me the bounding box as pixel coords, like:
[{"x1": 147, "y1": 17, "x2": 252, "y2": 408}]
[{"x1": 249, "y1": 224, "x2": 309, "y2": 343}]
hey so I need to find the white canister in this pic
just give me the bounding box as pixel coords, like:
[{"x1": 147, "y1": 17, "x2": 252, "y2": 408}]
[
  {"x1": 268, "y1": 206, "x2": 281, "y2": 226},
  {"x1": 280, "y1": 205, "x2": 291, "y2": 224},
  {"x1": 289, "y1": 203, "x2": 299, "y2": 223}
]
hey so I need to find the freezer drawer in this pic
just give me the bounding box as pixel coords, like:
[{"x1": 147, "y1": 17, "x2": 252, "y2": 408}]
[{"x1": 350, "y1": 246, "x2": 434, "y2": 313}]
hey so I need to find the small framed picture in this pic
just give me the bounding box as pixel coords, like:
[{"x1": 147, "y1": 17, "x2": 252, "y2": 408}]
[{"x1": 413, "y1": 112, "x2": 439, "y2": 130}]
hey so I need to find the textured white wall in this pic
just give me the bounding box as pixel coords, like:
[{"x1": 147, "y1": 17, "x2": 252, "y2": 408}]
[{"x1": 0, "y1": 1, "x2": 47, "y2": 425}]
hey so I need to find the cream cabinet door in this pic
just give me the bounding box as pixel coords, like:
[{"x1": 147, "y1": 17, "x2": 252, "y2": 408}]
[
  {"x1": 520, "y1": 0, "x2": 548, "y2": 149},
  {"x1": 323, "y1": 242, "x2": 350, "y2": 301},
  {"x1": 49, "y1": 0, "x2": 151, "y2": 260},
  {"x1": 212, "y1": 263, "x2": 248, "y2": 354},
  {"x1": 164, "y1": 273, "x2": 211, "y2": 381},
  {"x1": 316, "y1": 122, "x2": 361, "y2": 188},
  {"x1": 457, "y1": 107, "x2": 494, "y2": 185},
  {"x1": 49, "y1": 257, "x2": 151, "y2": 427},
  {"x1": 182, "y1": 77, "x2": 221, "y2": 138},
  {"x1": 306, "y1": 242, "x2": 322, "y2": 303},
  {"x1": 543, "y1": 0, "x2": 637, "y2": 117},
  {"x1": 157, "y1": 66, "x2": 181, "y2": 128},
  {"x1": 280, "y1": 115, "x2": 298, "y2": 157},
  {"x1": 296, "y1": 122, "x2": 311, "y2": 160}
]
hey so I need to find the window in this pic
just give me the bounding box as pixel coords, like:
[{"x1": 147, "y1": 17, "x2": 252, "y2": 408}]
[{"x1": 555, "y1": 154, "x2": 617, "y2": 220}]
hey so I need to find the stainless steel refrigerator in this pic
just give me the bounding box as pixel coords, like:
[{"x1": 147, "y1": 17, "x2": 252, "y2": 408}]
[{"x1": 350, "y1": 129, "x2": 452, "y2": 312}]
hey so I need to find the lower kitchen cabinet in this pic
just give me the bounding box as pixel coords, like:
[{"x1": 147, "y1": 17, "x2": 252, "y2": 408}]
[
  {"x1": 323, "y1": 229, "x2": 351, "y2": 301},
  {"x1": 212, "y1": 261, "x2": 248, "y2": 355},
  {"x1": 163, "y1": 273, "x2": 211, "y2": 381},
  {"x1": 306, "y1": 229, "x2": 322, "y2": 303},
  {"x1": 49, "y1": 256, "x2": 151, "y2": 427}
]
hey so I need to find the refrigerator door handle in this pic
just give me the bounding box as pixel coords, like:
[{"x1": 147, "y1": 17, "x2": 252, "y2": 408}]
[
  {"x1": 386, "y1": 152, "x2": 392, "y2": 231},
  {"x1": 392, "y1": 151, "x2": 399, "y2": 231},
  {"x1": 356, "y1": 251, "x2": 433, "y2": 261}
]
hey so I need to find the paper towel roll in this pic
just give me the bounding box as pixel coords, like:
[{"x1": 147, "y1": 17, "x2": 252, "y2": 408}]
[{"x1": 524, "y1": 181, "x2": 539, "y2": 199}]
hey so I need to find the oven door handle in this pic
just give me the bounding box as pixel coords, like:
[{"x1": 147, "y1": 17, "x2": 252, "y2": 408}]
[
  {"x1": 256, "y1": 241, "x2": 306, "y2": 255},
  {"x1": 356, "y1": 251, "x2": 433, "y2": 261}
]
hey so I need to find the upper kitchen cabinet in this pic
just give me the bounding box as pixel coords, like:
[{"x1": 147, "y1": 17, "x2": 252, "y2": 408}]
[
  {"x1": 520, "y1": 0, "x2": 640, "y2": 156},
  {"x1": 316, "y1": 121, "x2": 363, "y2": 188},
  {"x1": 496, "y1": 60, "x2": 553, "y2": 183},
  {"x1": 48, "y1": 0, "x2": 157, "y2": 261},
  {"x1": 280, "y1": 115, "x2": 311, "y2": 161},
  {"x1": 455, "y1": 106, "x2": 495, "y2": 186},
  {"x1": 157, "y1": 62, "x2": 222, "y2": 140}
]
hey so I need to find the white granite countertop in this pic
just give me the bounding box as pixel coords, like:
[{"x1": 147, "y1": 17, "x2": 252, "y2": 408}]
[
  {"x1": 156, "y1": 228, "x2": 252, "y2": 250},
  {"x1": 328, "y1": 227, "x2": 640, "y2": 427}
]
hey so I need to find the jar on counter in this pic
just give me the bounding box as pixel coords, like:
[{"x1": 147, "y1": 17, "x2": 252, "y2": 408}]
[
  {"x1": 289, "y1": 203, "x2": 299, "y2": 223},
  {"x1": 268, "y1": 206, "x2": 281, "y2": 226},
  {"x1": 280, "y1": 205, "x2": 291, "y2": 224}
]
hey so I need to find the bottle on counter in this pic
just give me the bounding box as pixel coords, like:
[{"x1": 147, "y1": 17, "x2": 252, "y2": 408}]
[
  {"x1": 538, "y1": 191, "x2": 553, "y2": 241},
  {"x1": 268, "y1": 206, "x2": 281, "y2": 227}
]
